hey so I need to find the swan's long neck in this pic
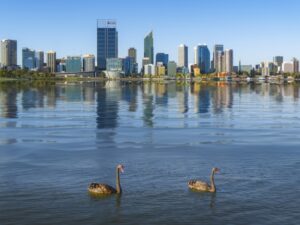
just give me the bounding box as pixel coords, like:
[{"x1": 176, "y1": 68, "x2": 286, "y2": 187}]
[
  {"x1": 210, "y1": 170, "x2": 216, "y2": 192},
  {"x1": 116, "y1": 168, "x2": 122, "y2": 194}
]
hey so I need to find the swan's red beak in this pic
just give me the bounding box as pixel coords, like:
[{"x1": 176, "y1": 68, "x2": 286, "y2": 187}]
[{"x1": 120, "y1": 166, "x2": 125, "y2": 173}]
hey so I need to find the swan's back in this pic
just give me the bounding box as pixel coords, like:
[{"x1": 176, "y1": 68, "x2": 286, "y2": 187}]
[
  {"x1": 88, "y1": 183, "x2": 117, "y2": 195},
  {"x1": 188, "y1": 180, "x2": 210, "y2": 192}
]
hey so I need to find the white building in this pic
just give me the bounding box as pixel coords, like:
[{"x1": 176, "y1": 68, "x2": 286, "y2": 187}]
[
  {"x1": 282, "y1": 62, "x2": 294, "y2": 73},
  {"x1": 178, "y1": 44, "x2": 188, "y2": 68},
  {"x1": 194, "y1": 46, "x2": 198, "y2": 65},
  {"x1": 144, "y1": 64, "x2": 156, "y2": 76}
]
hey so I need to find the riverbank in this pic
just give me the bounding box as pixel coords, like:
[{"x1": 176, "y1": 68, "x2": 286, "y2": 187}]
[{"x1": 1, "y1": 75, "x2": 300, "y2": 83}]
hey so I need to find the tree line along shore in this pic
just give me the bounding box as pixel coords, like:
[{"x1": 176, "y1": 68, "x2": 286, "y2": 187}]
[{"x1": 1, "y1": 69, "x2": 300, "y2": 82}]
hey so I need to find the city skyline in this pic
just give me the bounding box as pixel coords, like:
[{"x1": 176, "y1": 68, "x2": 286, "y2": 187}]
[{"x1": 1, "y1": 0, "x2": 300, "y2": 66}]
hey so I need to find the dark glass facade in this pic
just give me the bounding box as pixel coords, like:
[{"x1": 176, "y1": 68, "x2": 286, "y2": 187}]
[
  {"x1": 144, "y1": 32, "x2": 154, "y2": 64},
  {"x1": 97, "y1": 20, "x2": 118, "y2": 70},
  {"x1": 156, "y1": 53, "x2": 169, "y2": 67},
  {"x1": 198, "y1": 45, "x2": 210, "y2": 74}
]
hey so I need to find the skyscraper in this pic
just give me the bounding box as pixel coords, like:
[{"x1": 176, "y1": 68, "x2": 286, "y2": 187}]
[
  {"x1": 83, "y1": 54, "x2": 95, "y2": 72},
  {"x1": 194, "y1": 46, "x2": 198, "y2": 65},
  {"x1": 1, "y1": 39, "x2": 17, "y2": 68},
  {"x1": 213, "y1": 44, "x2": 224, "y2": 71},
  {"x1": 128, "y1": 48, "x2": 137, "y2": 63},
  {"x1": 47, "y1": 51, "x2": 56, "y2": 73},
  {"x1": 225, "y1": 49, "x2": 233, "y2": 73},
  {"x1": 124, "y1": 56, "x2": 135, "y2": 76},
  {"x1": 35, "y1": 51, "x2": 44, "y2": 70},
  {"x1": 97, "y1": 19, "x2": 118, "y2": 70},
  {"x1": 217, "y1": 51, "x2": 225, "y2": 73},
  {"x1": 178, "y1": 44, "x2": 188, "y2": 68},
  {"x1": 144, "y1": 31, "x2": 154, "y2": 64},
  {"x1": 273, "y1": 56, "x2": 283, "y2": 66},
  {"x1": 293, "y1": 58, "x2": 299, "y2": 73},
  {"x1": 22, "y1": 48, "x2": 35, "y2": 70},
  {"x1": 197, "y1": 45, "x2": 210, "y2": 74},
  {"x1": 156, "y1": 53, "x2": 169, "y2": 67}
]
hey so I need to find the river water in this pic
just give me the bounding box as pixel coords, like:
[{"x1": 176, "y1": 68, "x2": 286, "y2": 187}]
[{"x1": 0, "y1": 81, "x2": 299, "y2": 225}]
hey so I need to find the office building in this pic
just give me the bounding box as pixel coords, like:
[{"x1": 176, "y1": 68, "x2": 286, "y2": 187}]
[
  {"x1": 293, "y1": 58, "x2": 299, "y2": 73},
  {"x1": 57, "y1": 58, "x2": 66, "y2": 72},
  {"x1": 105, "y1": 58, "x2": 123, "y2": 79},
  {"x1": 156, "y1": 53, "x2": 169, "y2": 67},
  {"x1": 178, "y1": 44, "x2": 188, "y2": 68},
  {"x1": 1, "y1": 39, "x2": 17, "y2": 68},
  {"x1": 35, "y1": 51, "x2": 44, "y2": 70},
  {"x1": 83, "y1": 54, "x2": 95, "y2": 72},
  {"x1": 106, "y1": 58, "x2": 123, "y2": 71},
  {"x1": 225, "y1": 49, "x2": 233, "y2": 73},
  {"x1": 282, "y1": 62, "x2": 293, "y2": 73},
  {"x1": 213, "y1": 44, "x2": 224, "y2": 71},
  {"x1": 216, "y1": 51, "x2": 225, "y2": 73},
  {"x1": 240, "y1": 65, "x2": 253, "y2": 74},
  {"x1": 144, "y1": 31, "x2": 154, "y2": 64},
  {"x1": 156, "y1": 63, "x2": 166, "y2": 76},
  {"x1": 97, "y1": 19, "x2": 118, "y2": 70},
  {"x1": 124, "y1": 56, "x2": 135, "y2": 76},
  {"x1": 128, "y1": 48, "x2": 137, "y2": 63},
  {"x1": 22, "y1": 48, "x2": 35, "y2": 70},
  {"x1": 194, "y1": 46, "x2": 198, "y2": 65},
  {"x1": 47, "y1": 51, "x2": 56, "y2": 73},
  {"x1": 273, "y1": 56, "x2": 283, "y2": 68},
  {"x1": 144, "y1": 64, "x2": 155, "y2": 76},
  {"x1": 168, "y1": 61, "x2": 177, "y2": 77},
  {"x1": 66, "y1": 56, "x2": 81, "y2": 73},
  {"x1": 142, "y1": 57, "x2": 151, "y2": 66},
  {"x1": 197, "y1": 44, "x2": 210, "y2": 74}
]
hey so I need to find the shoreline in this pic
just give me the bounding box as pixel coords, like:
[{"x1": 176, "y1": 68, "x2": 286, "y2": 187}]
[{"x1": 1, "y1": 76, "x2": 300, "y2": 83}]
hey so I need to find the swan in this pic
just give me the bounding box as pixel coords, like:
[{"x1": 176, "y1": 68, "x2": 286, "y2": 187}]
[
  {"x1": 88, "y1": 164, "x2": 125, "y2": 195},
  {"x1": 188, "y1": 168, "x2": 220, "y2": 193}
]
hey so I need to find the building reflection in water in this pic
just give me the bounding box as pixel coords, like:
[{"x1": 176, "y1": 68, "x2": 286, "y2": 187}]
[
  {"x1": 0, "y1": 86, "x2": 18, "y2": 119},
  {"x1": 82, "y1": 82, "x2": 96, "y2": 104},
  {"x1": 96, "y1": 81, "x2": 120, "y2": 129},
  {"x1": 155, "y1": 82, "x2": 168, "y2": 107},
  {"x1": 211, "y1": 82, "x2": 233, "y2": 114},
  {"x1": 176, "y1": 84, "x2": 189, "y2": 114},
  {"x1": 142, "y1": 82, "x2": 155, "y2": 127},
  {"x1": 121, "y1": 82, "x2": 138, "y2": 112},
  {"x1": 191, "y1": 82, "x2": 210, "y2": 114}
]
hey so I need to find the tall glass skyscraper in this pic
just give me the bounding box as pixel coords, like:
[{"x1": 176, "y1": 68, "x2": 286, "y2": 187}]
[
  {"x1": 197, "y1": 45, "x2": 210, "y2": 74},
  {"x1": 144, "y1": 31, "x2": 154, "y2": 64},
  {"x1": 97, "y1": 19, "x2": 118, "y2": 71},
  {"x1": 22, "y1": 48, "x2": 35, "y2": 70}
]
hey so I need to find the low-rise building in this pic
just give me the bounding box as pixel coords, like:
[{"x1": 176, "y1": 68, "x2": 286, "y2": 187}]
[{"x1": 144, "y1": 64, "x2": 155, "y2": 76}]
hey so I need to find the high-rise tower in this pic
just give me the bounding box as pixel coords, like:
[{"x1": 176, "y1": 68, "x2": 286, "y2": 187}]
[
  {"x1": 1, "y1": 39, "x2": 17, "y2": 68},
  {"x1": 144, "y1": 31, "x2": 154, "y2": 64},
  {"x1": 178, "y1": 44, "x2": 188, "y2": 68},
  {"x1": 97, "y1": 19, "x2": 118, "y2": 70}
]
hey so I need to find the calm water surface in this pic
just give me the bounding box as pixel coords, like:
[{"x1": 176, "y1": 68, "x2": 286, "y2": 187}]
[{"x1": 0, "y1": 81, "x2": 299, "y2": 225}]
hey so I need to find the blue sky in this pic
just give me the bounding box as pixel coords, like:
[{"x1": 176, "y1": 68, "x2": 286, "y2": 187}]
[{"x1": 1, "y1": 0, "x2": 300, "y2": 66}]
